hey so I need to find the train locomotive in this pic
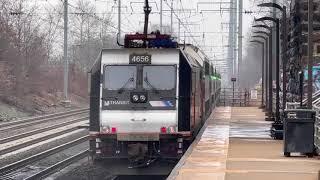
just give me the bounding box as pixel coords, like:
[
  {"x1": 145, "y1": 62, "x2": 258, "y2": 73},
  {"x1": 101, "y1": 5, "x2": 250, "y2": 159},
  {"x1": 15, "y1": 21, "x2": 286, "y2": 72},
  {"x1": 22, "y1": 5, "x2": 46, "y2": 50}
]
[{"x1": 88, "y1": 33, "x2": 221, "y2": 168}]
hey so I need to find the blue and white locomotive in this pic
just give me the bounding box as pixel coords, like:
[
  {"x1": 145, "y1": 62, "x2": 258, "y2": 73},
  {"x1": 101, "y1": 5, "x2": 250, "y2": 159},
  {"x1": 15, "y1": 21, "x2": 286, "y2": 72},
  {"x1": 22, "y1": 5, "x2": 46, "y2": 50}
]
[{"x1": 89, "y1": 33, "x2": 221, "y2": 168}]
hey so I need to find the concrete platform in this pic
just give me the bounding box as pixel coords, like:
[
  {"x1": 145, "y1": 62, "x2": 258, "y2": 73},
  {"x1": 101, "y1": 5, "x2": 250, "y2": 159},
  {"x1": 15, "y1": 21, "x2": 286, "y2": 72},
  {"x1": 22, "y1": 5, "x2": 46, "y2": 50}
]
[{"x1": 168, "y1": 107, "x2": 320, "y2": 180}]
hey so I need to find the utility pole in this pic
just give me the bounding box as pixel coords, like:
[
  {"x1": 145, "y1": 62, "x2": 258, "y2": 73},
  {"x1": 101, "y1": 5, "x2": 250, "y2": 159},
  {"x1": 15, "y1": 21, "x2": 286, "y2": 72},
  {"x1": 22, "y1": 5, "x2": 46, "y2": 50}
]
[
  {"x1": 118, "y1": 0, "x2": 121, "y2": 41},
  {"x1": 170, "y1": 0, "x2": 173, "y2": 34},
  {"x1": 233, "y1": 0, "x2": 238, "y2": 76},
  {"x1": 87, "y1": 16, "x2": 90, "y2": 70},
  {"x1": 160, "y1": 0, "x2": 163, "y2": 32},
  {"x1": 307, "y1": 0, "x2": 313, "y2": 108},
  {"x1": 238, "y1": 0, "x2": 243, "y2": 85},
  {"x1": 228, "y1": 0, "x2": 234, "y2": 83},
  {"x1": 63, "y1": 0, "x2": 69, "y2": 102}
]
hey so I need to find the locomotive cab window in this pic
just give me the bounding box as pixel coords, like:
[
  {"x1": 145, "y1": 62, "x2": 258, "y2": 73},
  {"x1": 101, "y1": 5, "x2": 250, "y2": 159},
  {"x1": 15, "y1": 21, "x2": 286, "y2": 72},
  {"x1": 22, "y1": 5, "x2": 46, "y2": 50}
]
[
  {"x1": 104, "y1": 65, "x2": 136, "y2": 90},
  {"x1": 143, "y1": 65, "x2": 176, "y2": 90}
]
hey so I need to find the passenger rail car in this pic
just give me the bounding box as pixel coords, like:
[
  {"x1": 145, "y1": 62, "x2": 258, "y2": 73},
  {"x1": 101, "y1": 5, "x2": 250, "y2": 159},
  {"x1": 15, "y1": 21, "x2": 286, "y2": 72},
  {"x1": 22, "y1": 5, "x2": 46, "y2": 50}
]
[{"x1": 89, "y1": 37, "x2": 221, "y2": 167}]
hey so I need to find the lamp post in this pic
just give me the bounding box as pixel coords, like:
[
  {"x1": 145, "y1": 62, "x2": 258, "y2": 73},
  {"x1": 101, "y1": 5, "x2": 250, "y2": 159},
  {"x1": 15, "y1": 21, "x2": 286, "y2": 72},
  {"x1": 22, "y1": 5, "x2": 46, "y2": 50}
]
[
  {"x1": 253, "y1": 31, "x2": 269, "y2": 111},
  {"x1": 255, "y1": 16, "x2": 280, "y2": 122},
  {"x1": 307, "y1": 0, "x2": 314, "y2": 109},
  {"x1": 252, "y1": 24, "x2": 273, "y2": 120},
  {"x1": 258, "y1": 2, "x2": 288, "y2": 114},
  {"x1": 250, "y1": 39, "x2": 265, "y2": 109}
]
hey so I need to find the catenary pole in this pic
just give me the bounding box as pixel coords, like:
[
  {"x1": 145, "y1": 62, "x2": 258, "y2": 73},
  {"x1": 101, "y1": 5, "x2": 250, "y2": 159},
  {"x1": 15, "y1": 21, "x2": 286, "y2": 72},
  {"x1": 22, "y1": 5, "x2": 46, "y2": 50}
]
[
  {"x1": 63, "y1": 0, "x2": 69, "y2": 101},
  {"x1": 233, "y1": 0, "x2": 237, "y2": 76},
  {"x1": 228, "y1": 0, "x2": 234, "y2": 83},
  {"x1": 160, "y1": 0, "x2": 163, "y2": 32},
  {"x1": 238, "y1": 0, "x2": 243, "y2": 85},
  {"x1": 118, "y1": 0, "x2": 121, "y2": 39},
  {"x1": 170, "y1": 0, "x2": 173, "y2": 33},
  {"x1": 160, "y1": 0, "x2": 163, "y2": 33}
]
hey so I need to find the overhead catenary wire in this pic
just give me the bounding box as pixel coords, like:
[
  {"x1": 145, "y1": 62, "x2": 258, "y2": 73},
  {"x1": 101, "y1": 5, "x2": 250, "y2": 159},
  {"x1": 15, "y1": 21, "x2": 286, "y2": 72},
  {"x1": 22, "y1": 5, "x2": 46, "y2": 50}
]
[
  {"x1": 163, "y1": 0, "x2": 201, "y2": 48},
  {"x1": 19, "y1": 0, "x2": 231, "y2": 66},
  {"x1": 66, "y1": 1, "x2": 127, "y2": 33}
]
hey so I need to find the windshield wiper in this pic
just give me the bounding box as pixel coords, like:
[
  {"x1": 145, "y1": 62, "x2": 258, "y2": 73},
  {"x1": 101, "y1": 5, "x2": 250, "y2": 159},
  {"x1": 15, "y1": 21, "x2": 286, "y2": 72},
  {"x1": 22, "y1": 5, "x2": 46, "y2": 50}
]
[
  {"x1": 144, "y1": 74, "x2": 159, "y2": 94},
  {"x1": 118, "y1": 77, "x2": 134, "y2": 94}
]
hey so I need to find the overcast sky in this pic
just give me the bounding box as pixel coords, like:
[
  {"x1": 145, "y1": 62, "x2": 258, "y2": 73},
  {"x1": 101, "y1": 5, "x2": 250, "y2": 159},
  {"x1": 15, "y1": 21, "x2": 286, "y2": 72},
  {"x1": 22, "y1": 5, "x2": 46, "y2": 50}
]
[
  {"x1": 92, "y1": 0, "x2": 258, "y2": 59},
  {"x1": 34, "y1": 0, "x2": 288, "y2": 73}
]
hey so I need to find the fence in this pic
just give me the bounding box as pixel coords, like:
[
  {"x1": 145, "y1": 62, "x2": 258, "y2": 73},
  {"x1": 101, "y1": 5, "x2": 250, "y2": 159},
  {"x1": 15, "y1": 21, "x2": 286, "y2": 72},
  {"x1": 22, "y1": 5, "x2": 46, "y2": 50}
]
[
  {"x1": 219, "y1": 88, "x2": 262, "y2": 107},
  {"x1": 313, "y1": 105, "x2": 320, "y2": 154}
]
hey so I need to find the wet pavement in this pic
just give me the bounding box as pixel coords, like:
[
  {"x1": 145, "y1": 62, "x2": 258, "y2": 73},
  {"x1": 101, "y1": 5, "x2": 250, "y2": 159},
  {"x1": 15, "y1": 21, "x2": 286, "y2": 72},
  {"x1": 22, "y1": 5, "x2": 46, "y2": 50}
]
[
  {"x1": 229, "y1": 123, "x2": 270, "y2": 139},
  {"x1": 168, "y1": 107, "x2": 231, "y2": 180},
  {"x1": 229, "y1": 107, "x2": 271, "y2": 139},
  {"x1": 168, "y1": 107, "x2": 320, "y2": 180}
]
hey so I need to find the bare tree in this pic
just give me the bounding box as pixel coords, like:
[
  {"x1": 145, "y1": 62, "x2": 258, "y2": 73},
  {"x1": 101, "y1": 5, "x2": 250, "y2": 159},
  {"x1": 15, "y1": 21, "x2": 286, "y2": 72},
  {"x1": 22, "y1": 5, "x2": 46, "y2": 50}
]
[
  {"x1": 0, "y1": 0, "x2": 117, "y2": 112},
  {"x1": 69, "y1": 0, "x2": 116, "y2": 71}
]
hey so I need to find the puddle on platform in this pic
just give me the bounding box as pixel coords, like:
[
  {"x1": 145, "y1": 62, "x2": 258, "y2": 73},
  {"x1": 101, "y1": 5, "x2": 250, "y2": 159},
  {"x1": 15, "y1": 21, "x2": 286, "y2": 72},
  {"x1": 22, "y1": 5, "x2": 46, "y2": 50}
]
[{"x1": 230, "y1": 122, "x2": 271, "y2": 139}]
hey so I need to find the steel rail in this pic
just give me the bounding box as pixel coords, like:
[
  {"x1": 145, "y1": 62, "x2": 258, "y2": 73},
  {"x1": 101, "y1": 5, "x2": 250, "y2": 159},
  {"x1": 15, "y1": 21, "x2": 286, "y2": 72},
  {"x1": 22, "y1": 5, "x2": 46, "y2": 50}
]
[
  {"x1": 0, "y1": 119, "x2": 88, "y2": 156},
  {"x1": 0, "y1": 110, "x2": 88, "y2": 132},
  {"x1": 24, "y1": 150, "x2": 89, "y2": 180},
  {"x1": 0, "y1": 136, "x2": 88, "y2": 175},
  {"x1": 0, "y1": 108, "x2": 88, "y2": 128},
  {"x1": 0, "y1": 117, "x2": 88, "y2": 144}
]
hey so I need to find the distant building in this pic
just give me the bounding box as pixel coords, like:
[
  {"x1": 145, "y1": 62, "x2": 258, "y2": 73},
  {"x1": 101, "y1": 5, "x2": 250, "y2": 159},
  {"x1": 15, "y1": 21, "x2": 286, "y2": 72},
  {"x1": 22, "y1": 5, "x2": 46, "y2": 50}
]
[{"x1": 287, "y1": 0, "x2": 320, "y2": 100}]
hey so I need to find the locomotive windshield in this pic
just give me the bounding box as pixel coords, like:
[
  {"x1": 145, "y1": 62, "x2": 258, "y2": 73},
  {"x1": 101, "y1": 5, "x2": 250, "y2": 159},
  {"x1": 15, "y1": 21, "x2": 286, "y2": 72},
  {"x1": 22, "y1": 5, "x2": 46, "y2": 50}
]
[
  {"x1": 143, "y1": 65, "x2": 176, "y2": 90},
  {"x1": 104, "y1": 66, "x2": 136, "y2": 90},
  {"x1": 103, "y1": 65, "x2": 176, "y2": 91}
]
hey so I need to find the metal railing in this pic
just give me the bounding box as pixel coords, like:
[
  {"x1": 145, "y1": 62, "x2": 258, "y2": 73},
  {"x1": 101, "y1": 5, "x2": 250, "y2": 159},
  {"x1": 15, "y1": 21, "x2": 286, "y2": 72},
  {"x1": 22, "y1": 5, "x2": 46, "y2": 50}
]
[
  {"x1": 219, "y1": 88, "x2": 262, "y2": 107},
  {"x1": 313, "y1": 105, "x2": 320, "y2": 154}
]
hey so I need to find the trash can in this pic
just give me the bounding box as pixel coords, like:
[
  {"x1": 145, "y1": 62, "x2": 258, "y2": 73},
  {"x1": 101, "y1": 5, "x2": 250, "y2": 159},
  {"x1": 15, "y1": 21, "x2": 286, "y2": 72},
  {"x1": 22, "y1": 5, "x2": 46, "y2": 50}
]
[{"x1": 283, "y1": 109, "x2": 316, "y2": 157}]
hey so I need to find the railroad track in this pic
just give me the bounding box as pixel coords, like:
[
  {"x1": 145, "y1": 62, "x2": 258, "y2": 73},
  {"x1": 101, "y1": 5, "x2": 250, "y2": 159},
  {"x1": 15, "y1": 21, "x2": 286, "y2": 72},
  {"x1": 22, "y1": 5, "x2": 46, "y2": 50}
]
[
  {"x1": 0, "y1": 116, "x2": 88, "y2": 145},
  {"x1": 0, "y1": 108, "x2": 90, "y2": 180},
  {"x1": 24, "y1": 150, "x2": 89, "y2": 180},
  {"x1": 0, "y1": 108, "x2": 88, "y2": 132},
  {"x1": 0, "y1": 136, "x2": 89, "y2": 180},
  {"x1": 0, "y1": 116, "x2": 88, "y2": 156}
]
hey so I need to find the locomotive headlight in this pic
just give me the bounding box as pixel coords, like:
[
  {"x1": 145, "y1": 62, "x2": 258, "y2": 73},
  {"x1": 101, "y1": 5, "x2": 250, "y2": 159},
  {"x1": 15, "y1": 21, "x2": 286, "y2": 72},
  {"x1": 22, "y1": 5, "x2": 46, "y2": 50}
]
[
  {"x1": 140, "y1": 95, "x2": 146, "y2": 102},
  {"x1": 132, "y1": 95, "x2": 139, "y2": 102}
]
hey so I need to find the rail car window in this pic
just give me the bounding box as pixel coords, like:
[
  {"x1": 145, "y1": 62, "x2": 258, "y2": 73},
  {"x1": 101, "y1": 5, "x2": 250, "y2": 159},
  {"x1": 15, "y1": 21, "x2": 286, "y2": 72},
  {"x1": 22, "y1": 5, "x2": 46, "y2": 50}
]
[
  {"x1": 143, "y1": 66, "x2": 176, "y2": 90},
  {"x1": 104, "y1": 66, "x2": 136, "y2": 90},
  {"x1": 204, "y1": 62, "x2": 210, "y2": 75}
]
